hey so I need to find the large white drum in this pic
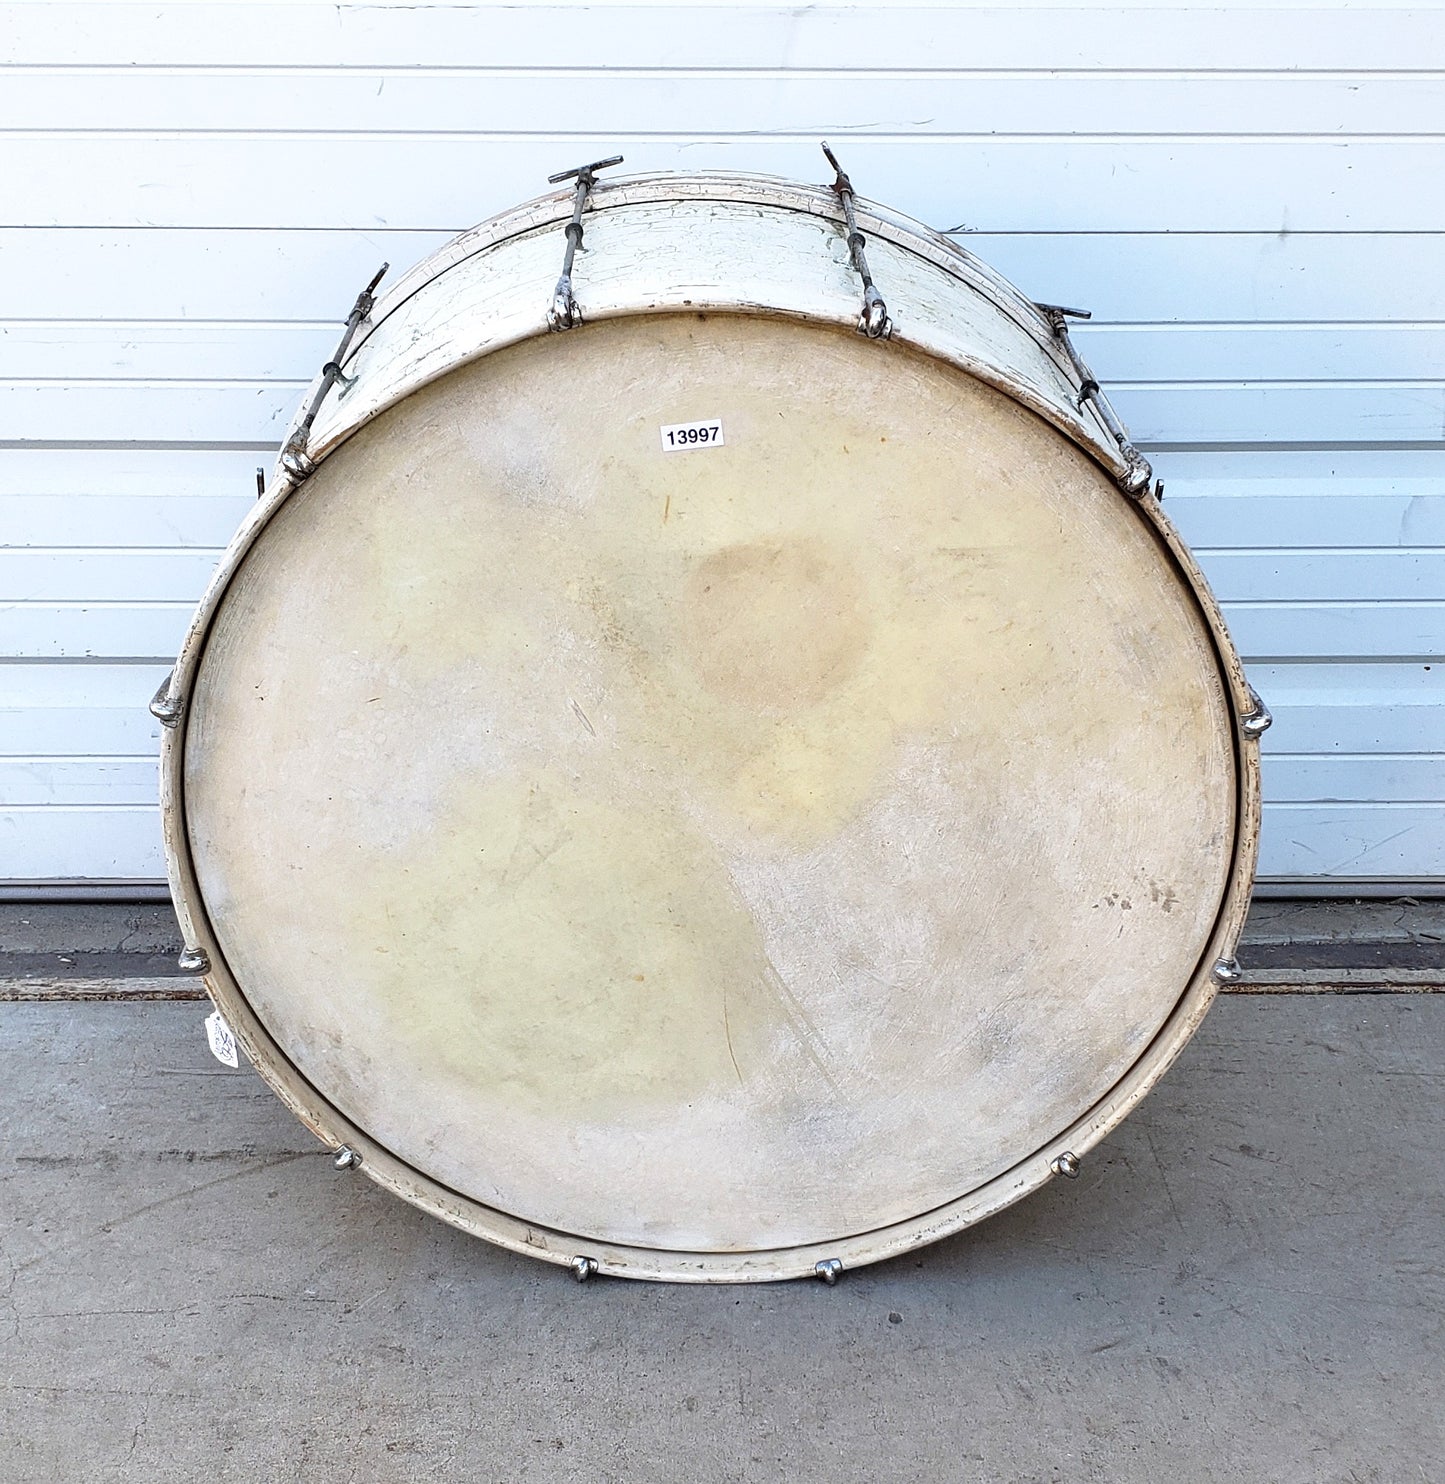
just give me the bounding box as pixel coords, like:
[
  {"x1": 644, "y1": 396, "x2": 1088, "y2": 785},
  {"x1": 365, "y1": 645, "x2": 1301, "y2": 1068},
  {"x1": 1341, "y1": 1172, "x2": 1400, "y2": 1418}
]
[{"x1": 156, "y1": 164, "x2": 1264, "y2": 1282}]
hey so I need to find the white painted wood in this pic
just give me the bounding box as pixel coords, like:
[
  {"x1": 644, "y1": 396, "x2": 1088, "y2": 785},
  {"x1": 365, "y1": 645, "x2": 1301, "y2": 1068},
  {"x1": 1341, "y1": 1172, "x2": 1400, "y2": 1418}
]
[
  {"x1": 0, "y1": 757, "x2": 158, "y2": 807},
  {"x1": 1262, "y1": 756, "x2": 1445, "y2": 805},
  {"x1": 1056, "y1": 385, "x2": 1445, "y2": 447},
  {"x1": 1201, "y1": 553, "x2": 1445, "y2": 604},
  {"x1": 5, "y1": 137, "x2": 1435, "y2": 233},
  {"x1": 0, "y1": 663, "x2": 168, "y2": 755},
  {"x1": 975, "y1": 235, "x2": 1445, "y2": 326},
  {"x1": 0, "y1": 322, "x2": 338, "y2": 381},
  {"x1": 1, "y1": 494, "x2": 254, "y2": 549},
  {"x1": 12, "y1": 377, "x2": 1444, "y2": 448},
  {"x1": 11, "y1": 230, "x2": 1442, "y2": 324},
  {"x1": 0, "y1": 448, "x2": 272, "y2": 498},
  {"x1": 1251, "y1": 664, "x2": 1444, "y2": 778},
  {"x1": 0, "y1": 661, "x2": 168, "y2": 730},
  {"x1": 8, "y1": 67, "x2": 1441, "y2": 137},
  {"x1": 0, "y1": 604, "x2": 191, "y2": 660},
  {"x1": 0, "y1": 384, "x2": 301, "y2": 445},
  {"x1": 1171, "y1": 496, "x2": 1445, "y2": 550},
  {"x1": 1075, "y1": 326, "x2": 1445, "y2": 386},
  {"x1": 0, "y1": 807, "x2": 162, "y2": 880},
  {"x1": 294, "y1": 180, "x2": 1125, "y2": 477},
  {"x1": 0, "y1": 229, "x2": 454, "y2": 322},
  {"x1": 13, "y1": 321, "x2": 1443, "y2": 385},
  {"x1": 1226, "y1": 604, "x2": 1445, "y2": 662},
  {"x1": 0, "y1": 551, "x2": 223, "y2": 603},
  {"x1": 9, "y1": 4, "x2": 1439, "y2": 72},
  {"x1": 1258, "y1": 805, "x2": 1445, "y2": 879}
]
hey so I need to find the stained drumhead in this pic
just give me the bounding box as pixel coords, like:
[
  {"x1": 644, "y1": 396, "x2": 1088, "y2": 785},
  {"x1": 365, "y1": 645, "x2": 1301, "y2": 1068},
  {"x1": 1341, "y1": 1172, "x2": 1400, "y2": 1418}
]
[{"x1": 184, "y1": 312, "x2": 1236, "y2": 1256}]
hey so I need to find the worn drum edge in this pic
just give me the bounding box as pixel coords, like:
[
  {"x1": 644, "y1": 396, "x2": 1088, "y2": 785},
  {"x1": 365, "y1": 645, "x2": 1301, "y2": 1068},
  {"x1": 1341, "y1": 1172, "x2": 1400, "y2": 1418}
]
[
  {"x1": 281, "y1": 173, "x2": 1128, "y2": 484},
  {"x1": 156, "y1": 475, "x2": 1259, "y2": 1283},
  {"x1": 360, "y1": 171, "x2": 1072, "y2": 390}
]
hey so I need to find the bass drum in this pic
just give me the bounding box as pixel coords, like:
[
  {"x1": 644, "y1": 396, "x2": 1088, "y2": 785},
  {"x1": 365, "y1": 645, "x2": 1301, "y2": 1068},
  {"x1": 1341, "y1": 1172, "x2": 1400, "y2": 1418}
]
[{"x1": 157, "y1": 165, "x2": 1263, "y2": 1282}]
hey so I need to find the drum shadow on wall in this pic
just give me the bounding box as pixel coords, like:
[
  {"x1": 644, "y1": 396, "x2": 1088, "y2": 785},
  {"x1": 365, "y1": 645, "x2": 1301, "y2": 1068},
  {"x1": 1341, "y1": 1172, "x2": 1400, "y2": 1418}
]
[{"x1": 149, "y1": 148, "x2": 1269, "y2": 1284}]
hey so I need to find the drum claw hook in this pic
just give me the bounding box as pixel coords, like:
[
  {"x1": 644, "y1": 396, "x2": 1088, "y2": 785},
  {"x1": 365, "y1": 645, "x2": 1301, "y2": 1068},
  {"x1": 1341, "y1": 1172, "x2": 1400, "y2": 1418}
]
[
  {"x1": 821, "y1": 142, "x2": 891, "y2": 340},
  {"x1": 1038, "y1": 302, "x2": 1153, "y2": 496},
  {"x1": 545, "y1": 155, "x2": 624, "y2": 331},
  {"x1": 278, "y1": 262, "x2": 389, "y2": 481},
  {"x1": 1241, "y1": 685, "x2": 1273, "y2": 739}
]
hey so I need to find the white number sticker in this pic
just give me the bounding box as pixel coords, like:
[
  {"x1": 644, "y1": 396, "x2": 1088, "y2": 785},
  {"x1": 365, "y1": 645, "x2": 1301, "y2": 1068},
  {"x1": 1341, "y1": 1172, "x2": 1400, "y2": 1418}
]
[
  {"x1": 205, "y1": 1010, "x2": 240, "y2": 1068},
  {"x1": 660, "y1": 419, "x2": 723, "y2": 452}
]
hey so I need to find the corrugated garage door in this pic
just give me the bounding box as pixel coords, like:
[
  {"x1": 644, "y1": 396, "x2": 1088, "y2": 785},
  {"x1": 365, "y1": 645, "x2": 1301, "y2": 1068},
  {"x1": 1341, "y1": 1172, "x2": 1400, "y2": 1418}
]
[{"x1": 1, "y1": 2, "x2": 1442, "y2": 890}]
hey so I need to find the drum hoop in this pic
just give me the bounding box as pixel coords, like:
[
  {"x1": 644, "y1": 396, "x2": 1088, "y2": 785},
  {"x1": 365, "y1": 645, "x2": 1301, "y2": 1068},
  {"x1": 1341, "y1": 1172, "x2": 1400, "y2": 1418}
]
[
  {"x1": 368, "y1": 171, "x2": 1063, "y2": 385},
  {"x1": 156, "y1": 177, "x2": 1263, "y2": 1282},
  {"x1": 281, "y1": 172, "x2": 1130, "y2": 481}
]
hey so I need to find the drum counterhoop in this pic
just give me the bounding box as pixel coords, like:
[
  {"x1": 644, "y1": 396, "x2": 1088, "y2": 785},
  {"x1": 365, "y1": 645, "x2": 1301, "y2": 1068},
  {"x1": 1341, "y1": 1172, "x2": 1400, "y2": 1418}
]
[{"x1": 157, "y1": 158, "x2": 1262, "y2": 1284}]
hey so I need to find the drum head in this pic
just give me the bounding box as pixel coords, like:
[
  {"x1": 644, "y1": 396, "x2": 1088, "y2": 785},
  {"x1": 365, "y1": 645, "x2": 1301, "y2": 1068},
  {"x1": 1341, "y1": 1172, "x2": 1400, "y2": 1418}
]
[{"x1": 184, "y1": 312, "x2": 1236, "y2": 1258}]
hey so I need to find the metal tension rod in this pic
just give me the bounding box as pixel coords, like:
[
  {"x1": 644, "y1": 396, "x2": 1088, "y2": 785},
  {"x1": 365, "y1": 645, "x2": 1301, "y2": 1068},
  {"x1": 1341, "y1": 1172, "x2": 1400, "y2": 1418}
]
[
  {"x1": 821, "y1": 142, "x2": 890, "y2": 339},
  {"x1": 545, "y1": 155, "x2": 624, "y2": 331},
  {"x1": 1035, "y1": 302, "x2": 1152, "y2": 498},
  {"x1": 279, "y1": 261, "x2": 389, "y2": 481}
]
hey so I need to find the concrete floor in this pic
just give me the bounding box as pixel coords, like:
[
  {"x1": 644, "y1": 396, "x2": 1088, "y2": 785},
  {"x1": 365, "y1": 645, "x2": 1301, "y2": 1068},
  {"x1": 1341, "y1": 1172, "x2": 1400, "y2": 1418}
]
[{"x1": 2, "y1": 995, "x2": 1442, "y2": 1483}]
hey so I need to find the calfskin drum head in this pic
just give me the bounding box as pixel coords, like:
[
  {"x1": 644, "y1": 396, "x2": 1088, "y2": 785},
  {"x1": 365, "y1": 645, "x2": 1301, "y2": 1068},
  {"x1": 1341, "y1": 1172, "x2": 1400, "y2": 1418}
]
[{"x1": 183, "y1": 312, "x2": 1236, "y2": 1259}]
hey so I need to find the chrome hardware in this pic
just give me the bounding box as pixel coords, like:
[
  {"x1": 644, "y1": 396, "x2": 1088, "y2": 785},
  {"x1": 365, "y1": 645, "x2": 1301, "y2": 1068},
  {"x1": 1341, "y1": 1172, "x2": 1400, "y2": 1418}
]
[
  {"x1": 545, "y1": 155, "x2": 624, "y2": 332},
  {"x1": 278, "y1": 262, "x2": 389, "y2": 479},
  {"x1": 1213, "y1": 957, "x2": 1243, "y2": 985},
  {"x1": 1115, "y1": 449, "x2": 1153, "y2": 498},
  {"x1": 279, "y1": 447, "x2": 317, "y2": 483},
  {"x1": 177, "y1": 946, "x2": 210, "y2": 975},
  {"x1": 821, "y1": 142, "x2": 891, "y2": 339},
  {"x1": 815, "y1": 1258, "x2": 843, "y2": 1284},
  {"x1": 1036, "y1": 302, "x2": 1152, "y2": 497},
  {"x1": 1241, "y1": 685, "x2": 1273, "y2": 739},
  {"x1": 149, "y1": 672, "x2": 183, "y2": 729},
  {"x1": 571, "y1": 1255, "x2": 599, "y2": 1282},
  {"x1": 255, "y1": 466, "x2": 266, "y2": 499},
  {"x1": 332, "y1": 1145, "x2": 361, "y2": 1171},
  {"x1": 1051, "y1": 1151, "x2": 1082, "y2": 1180}
]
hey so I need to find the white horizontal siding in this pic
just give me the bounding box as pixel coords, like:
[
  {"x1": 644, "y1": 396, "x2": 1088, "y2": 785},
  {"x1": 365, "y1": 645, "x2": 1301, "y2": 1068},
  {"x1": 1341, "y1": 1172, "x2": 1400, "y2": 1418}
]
[
  {"x1": 10, "y1": 230, "x2": 1442, "y2": 324},
  {"x1": 1, "y1": 1, "x2": 1441, "y2": 887},
  {"x1": 0, "y1": 807, "x2": 163, "y2": 880},
  {"x1": 7, "y1": 322, "x2": 1445, "y2": 384},
  {"x1": 7, "y1": 137, "x2": 1437, "y2": 232},
  {"x1": 10, "y1": 68, "x2": 1445, "y2": 137},
  {"x1": 11, "y1": 380, "x2": 1442, "y2": 447},
  {"x1": 6, "y1": 323, "x2": 1443, "y2": 446},
  {"x1": 0, "y1": 663, "x2": 170, "y2": 755},
  {"x1": 7, "y1": 4, "x2": 1441, "y2": 71}
]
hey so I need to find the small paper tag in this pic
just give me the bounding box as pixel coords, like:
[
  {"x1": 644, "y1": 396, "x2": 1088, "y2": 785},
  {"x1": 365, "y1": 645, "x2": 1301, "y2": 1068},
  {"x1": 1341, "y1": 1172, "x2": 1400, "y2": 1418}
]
[
  {"x1": 205, "y1": 1010, "x2": 239, "y2": 1068},
  {"x1": 660, "y1": 418, "x2": 723, "y2": 452}
]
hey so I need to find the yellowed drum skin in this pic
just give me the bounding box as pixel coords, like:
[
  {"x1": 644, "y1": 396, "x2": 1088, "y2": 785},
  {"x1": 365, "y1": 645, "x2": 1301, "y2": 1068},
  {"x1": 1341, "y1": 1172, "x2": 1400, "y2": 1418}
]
[{"x1": 159, "y1": 177, "x2": 1261, "y2": 1282}]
